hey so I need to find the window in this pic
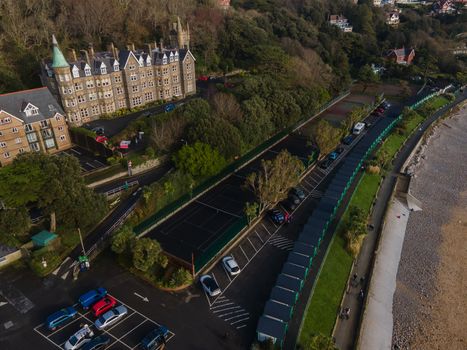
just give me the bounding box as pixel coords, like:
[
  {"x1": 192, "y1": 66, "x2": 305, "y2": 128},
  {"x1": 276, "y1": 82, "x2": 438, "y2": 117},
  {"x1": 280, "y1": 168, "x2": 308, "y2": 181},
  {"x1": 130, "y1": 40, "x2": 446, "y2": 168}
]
[
  {"x1": 132, "y1": 86, "x2": 139, "y2": 93},
  {"x1": 106, "y1": 104, "x2": 114, "y2": 113},
  {"x1": 162, "y1": 57, "x2": 168, "y2": 65},
  {"x1": 72, "y1": 67, "x2": 79, "y2": 78},
  {"x1": 139, "y1": 58, "x2": 144, "y2": 67},
  {"x1": 27, "y1": 133, "x2": 37, "y2": 143},
  {"x1": 80, "y1": 108, "x2": 89, "y2": 118},
  {"x1": 77, "y1": 95, "x2": 86, "y2": 103},
  {"x1": 96, "y1": 80, "x2": 101, "y2": 87},
  {"x1": 144, "y1": 92, "x2": 153, "y2": 101},
  {"x1": 103, "y1": 91, "x2": 112, "y2": 99},
  {"x1": 130, "y1": 74, "x2": 138, "y2": 81},
  {"x1": 3, "y1": 152, "x2": 10, "y2": 159},
  {"x1": 89, "y1": 93, "x2": 97, "y2": 101},
  {"x1": 30, "y1": 142, "x2": 40, "y2": 151},
  {"x1": 116, "y1": 87, "x2": 123, "y2": 95},
  {"x1": 25, "y1": 107, "x2": 39, "y2": 117},
  {"x1": 118, "y1": 100, "x2": 126, "y2": 108},
  {"x1": 58, "y1": 126, "x2": 64, "y2": 131},
  {"x1": 45, "y1": 138, "x2": 55, "y2": 149},
  {"x1": 159, "y1": 91, "x2": 163, "y2": 99},
  {"x1": 141, "y1": 72, "x2": 145, "y2": 78},
  {"x1": 15, "y1": 138, "x2": 22, "y2": 144},
  {"x1": 172, "y1": 66, "x2": 177, "y2": 72},
  {"x1": 0, "y1": 142, "x2": 6, "y2": 147},
  {"x1": 12, "y1": 127, "x2": 18, "y2": 133},
  {"x1": 157, "y1": 79, "x2": 162, "y2": 87},
  {"x1": 114, "y1": 63, "x2": 119, "y2": 72},
  {"x1": 100, "y1": 66, "x2": 107, "y2": 74},
  {"x1": 129, "y1": 64, "x2": 136, "y2": 70},
  {"x1": 173, "y1": 76, "x2": 179, "y2": 83},
  {"x1": 174, "y1": 52, "x2": 179, "y2": 61},
  {"x1": 85, "y1": 66, "x2": 91, "y2": 76},
  {"x1": 163, "y1": 68, "x2": 168, "y2": 75},
  {"x1": 165, "y1": 89, "x2": 170, "y2": 98},
  {"x1": 0, "y1": 131, "x2": 2, "y2": 136},
  {"x1": 186, "y1": 63, "x2": 191, "y2": 72},
  {"x1": 18, "y1": 148, "x2": 25, "y2": 154},
  {"x1": 55, "y1": 115, "x2": 61, "y2": 121},
  {"x1": 131, "y1": 96, "x2": 143, "y2": 106},
  {"x1": 147, "y1": 70, "x2": 153, "y2": 77},
  {"x1": 114, "y1": 75, "x2": 122, "y2": 83},
  {"x1": 2, "y1": 117, "x2": 11, "y2": 124},
  {"x1": 187, "y1": 73, "x2": 192, "y2": 81},
  {"x1": 164, "y1": 78, "x2": 170, "y2": 86},
  {"x1": 156, "y1": 70, "x2": 161, "y2": 77},
  {"x1": 148, "y1": 81, "x2": 154, "y2": 87},
  {"x1": 74, "y1": 83, "x2": 83, "y2": 91},
  {"x1": 142, "y1": 82, "x2": 147, "y2": 88},
  {"x1": 25, "y1": 124, "x2": 33, "y2": 132},
  {"x1": 60, "y1": 135, "x2": 66, "y2": 141},
  {"x1": 102, "y1": 79, "x2": 110, "y2": 86},
  {"x1": 42, "y1": 129, "x2": 53, "y2": 138},
  {"x1": 169, "y1": 53, "x2": 174, "y2": 63},
  {"x1": 173, "y1": 86, "x2": 181, "y2": 96},
  {"x1": 40, "y1": 120, "x2": 48, "y2": 128},
  {"x1": 91, "y1": 105, "x2": 100, "y2": 115}
]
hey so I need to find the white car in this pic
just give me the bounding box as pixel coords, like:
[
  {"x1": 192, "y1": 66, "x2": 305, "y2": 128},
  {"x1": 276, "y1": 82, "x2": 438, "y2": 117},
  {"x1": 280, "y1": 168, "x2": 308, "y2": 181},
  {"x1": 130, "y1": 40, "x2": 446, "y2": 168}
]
[
  {"x1": 64, "y1": 324, "x2": 94, "y2": 350},
  {"x1": 200, "y1": 275, "x2": 221, "y2": 297},
  {"x1": 94, "y1": 305, "x2": 128, "y2": 330},
  {"x1": 222, "y1": 256, "x2": 241, "y2": 276}
]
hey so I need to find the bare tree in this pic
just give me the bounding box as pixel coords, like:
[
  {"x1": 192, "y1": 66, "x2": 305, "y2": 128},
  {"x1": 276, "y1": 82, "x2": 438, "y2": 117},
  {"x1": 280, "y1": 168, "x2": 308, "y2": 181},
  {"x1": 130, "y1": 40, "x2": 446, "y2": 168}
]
[
  {"x1": 210, "y1": 92, "x2": 243, "y2": 124},
  {"x1": 151, "y1": 115, "x2": 187, "y2": 152}
]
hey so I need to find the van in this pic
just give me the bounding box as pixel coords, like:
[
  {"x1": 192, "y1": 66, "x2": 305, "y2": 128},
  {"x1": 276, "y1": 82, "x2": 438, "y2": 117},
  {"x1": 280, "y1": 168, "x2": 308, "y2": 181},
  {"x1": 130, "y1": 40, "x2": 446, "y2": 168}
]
[{"x1": 352, "y1": 122, "x2": 365, "y2": 135}]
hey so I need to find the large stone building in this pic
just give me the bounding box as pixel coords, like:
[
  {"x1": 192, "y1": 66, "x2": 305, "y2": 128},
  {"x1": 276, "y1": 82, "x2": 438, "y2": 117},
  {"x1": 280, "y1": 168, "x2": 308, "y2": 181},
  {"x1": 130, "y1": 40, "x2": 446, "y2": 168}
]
[
  {"x1": 41, "y1": 19, "x2": 196, "y2": 126},
  {"x1": 0, "y1": 87, "x2": 71, "y2": 166}
]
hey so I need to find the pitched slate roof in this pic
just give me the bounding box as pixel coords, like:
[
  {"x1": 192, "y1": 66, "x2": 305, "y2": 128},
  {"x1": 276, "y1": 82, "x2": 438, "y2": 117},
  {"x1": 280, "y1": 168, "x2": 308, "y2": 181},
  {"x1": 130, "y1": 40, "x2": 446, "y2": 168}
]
[{"x1": 0, "y1": 87, "x2": 64, "y2": 124}]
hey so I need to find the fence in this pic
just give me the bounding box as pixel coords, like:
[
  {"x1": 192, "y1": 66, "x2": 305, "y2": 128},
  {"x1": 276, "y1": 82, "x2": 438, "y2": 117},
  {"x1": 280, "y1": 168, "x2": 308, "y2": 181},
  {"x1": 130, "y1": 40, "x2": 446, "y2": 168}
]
[
  {"x1": 69, "y1": 129, "x2": 113, "y2": 158},
  {"x1": 103, "y1": 180, "x2": 139, "y2": 197},
  {"x1": 134, "y1": 91, "x2": 350, "y2": 236}
]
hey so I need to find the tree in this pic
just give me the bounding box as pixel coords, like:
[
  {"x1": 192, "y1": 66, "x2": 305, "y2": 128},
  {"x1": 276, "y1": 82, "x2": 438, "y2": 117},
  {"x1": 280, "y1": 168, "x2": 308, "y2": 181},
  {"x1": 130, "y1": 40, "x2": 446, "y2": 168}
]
[
  {"x1": 188, "y1": 117, "x2": 243, "y2": 159},
  {"x1": 173, "y1": 142, "x2": 226, "y2": 179},
  {"x1": 244, "y1": 202, "x2": 259, "y2": 225},
  {"x1": 151, "y1": 114, "x2": 187, "y2": 152},
  {"x1": 312, "y1": 120, "x2": 344, "y2": 156},
  {"x1": 240, "y1": 96, "x2": 274, "y2": 147},
  {"x1": 181, "y1": 98, "x2": 211, "y2": 121},
  {"x1": 132, "y1": 237, "x2": 164, "y2": 272},
  {"x1": 245, "y1": 150, "x2": 304, "y2": 211},
  {"x1": 111, "y1": 225, "x2": 135, "y2": 254},
  {"x1": 358, "y1": 64, "x2": 379, "y2": 93},
  {"x1": 0, "y1": 207, "x2": 31, "y2": 246},
  {"x1": 210, "y1": 92, "x2": 243, "y2": 124},
  {"x1": 302, "y1": 334, "x2": 337, "y2": 350}
]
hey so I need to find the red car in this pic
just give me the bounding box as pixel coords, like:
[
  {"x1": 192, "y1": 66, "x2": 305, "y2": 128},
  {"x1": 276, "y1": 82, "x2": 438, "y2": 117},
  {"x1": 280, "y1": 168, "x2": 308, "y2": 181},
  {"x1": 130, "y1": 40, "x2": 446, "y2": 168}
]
[
  {"x1": 92, "y1": 296, "x2": 117, "y2": 317},
  {"x1": 198, "y1": 75, "x2": 209, "y2": 81}
]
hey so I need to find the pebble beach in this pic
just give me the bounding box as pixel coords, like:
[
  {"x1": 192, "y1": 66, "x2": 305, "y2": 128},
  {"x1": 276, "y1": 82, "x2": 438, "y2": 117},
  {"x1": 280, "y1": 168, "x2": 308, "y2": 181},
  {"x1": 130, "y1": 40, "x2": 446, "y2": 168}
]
[{"x1": 392, "y1": 104, "x2": 467, "y2": 349}]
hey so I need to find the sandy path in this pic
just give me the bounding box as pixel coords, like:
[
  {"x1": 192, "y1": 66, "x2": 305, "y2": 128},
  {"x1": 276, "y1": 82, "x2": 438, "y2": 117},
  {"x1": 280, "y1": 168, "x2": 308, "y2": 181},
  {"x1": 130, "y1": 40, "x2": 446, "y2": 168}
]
[{"x1": 392, "y1": 106, "x2": 467, "y2": 349}]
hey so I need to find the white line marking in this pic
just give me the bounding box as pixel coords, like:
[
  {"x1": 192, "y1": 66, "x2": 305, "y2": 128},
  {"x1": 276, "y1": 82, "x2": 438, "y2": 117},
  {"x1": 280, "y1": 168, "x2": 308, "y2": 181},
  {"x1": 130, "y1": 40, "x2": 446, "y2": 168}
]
[
  {"x1": 236, "y1": 324, "x2": 247, "y2": 329},
  {"x1": 255, "y1": 231, "x2": 264, "y2": 243},
  {"x1": 70, "y1": 148, "x2": 81, "y2": 155},
  {"x1": 218, "y1": 309, "x2": 246, "y2": 318},
  {"x1": 195, "y1": 200, "x2": 242, "y2": 218},
  {"x1": 211, "y1": 302, "x2": 234, "y2": 309},
  {"x1": 231, "y1": 317, "x2": 250, "y2": 325},
  {"x1": 60, "y1": 271, "x2": 70, "y2": 280},
  {"x1": 239, "y1": 245, "x2": 249, "y2": 261},
  {"x1": 117, "y1": 318, "x2": 148, "y2": 340},
  {"x1": 225, "y1": 312, "x2": 250, "y2": 321},
  {"x1": 212, "y1": 306, "x2": 240, "y2": 314},
  {"x1": 247, "y1": 238, "x2": 258, "y2": 252},
  {"x1": 261, "y1": 223, "x2": 272, "y2": 235}
]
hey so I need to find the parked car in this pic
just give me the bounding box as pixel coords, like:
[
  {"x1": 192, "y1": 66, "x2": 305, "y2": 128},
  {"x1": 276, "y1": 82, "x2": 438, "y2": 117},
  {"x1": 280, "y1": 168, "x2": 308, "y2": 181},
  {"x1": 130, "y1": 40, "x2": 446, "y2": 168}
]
[
  {"x1": 64, "y1": 324, "x2": 94, "y2": 350},
  {"x1": 92, "y1": 295, "x2": 117, "y2": 317},
  {"x1": 94, "y1": 305, "x2": 128, "y2": 330},
  {"x1": 288, "y1": 194, "x2": 300, "y2": 205},
  {"x1": 78, "y1": 288, "x2": 107, "y2": 309},
  {"x1": 268, "y1": 209, "x2": 285, "y2": 224},
  {"x1": 290, "y1": 187, "x2": 305, "y2": 201},
  {"x1": 335, "y1": 146, "x2": 344, "y2": 155},
  {"x1": 95, "y1": 135, "x2": 108, "y2": 144},
  {"x1": 319, "y1": 158, "x2": 333, "y2": 169},
  {"x1": 82, "y1": 335, "x2": 111, "y2": 350},
  {"x1": 140, "y1": 326, "x2": 170, "y2": 350},
  {"x1": 164, "y1": 103, "x2": 175, "y2": 112},
  {"x1": 200, "y1": 275, "x2": 221, "y2": 297},
  {"x1": 222, "y1": 256, "x2": 241, "y2": 276},
  {"x1": 91, "y1": 127, "x2": 105, "y2": 136},
  {"x1": 328, "y1": 151, "x2": 338, "y2": 161},
  {"x1": 281, "y1": 199, "x2": 297, "y2": 212},
  {"x1": 375, "y1": 107, "x2": 385, "y2": 113},
  {"x1": 198, "y1": 75, "x2": 209, "y2": 81},
  {"x1": 46, "y1": 307, "x2": 77, "y2": 331},
  {"x1": 342, "y1": 135, "x2": 354, "y2": 145},
  {"x1": 352, "y1": 122, "x2": 365, "y2": 135}
]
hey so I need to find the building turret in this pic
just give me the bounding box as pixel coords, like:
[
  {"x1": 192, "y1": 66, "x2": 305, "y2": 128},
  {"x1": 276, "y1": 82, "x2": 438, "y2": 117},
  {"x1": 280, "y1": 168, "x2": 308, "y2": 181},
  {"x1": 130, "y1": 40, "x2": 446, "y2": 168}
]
[{"x1": 51, "y1": 34, "x2": 69, "y2": 68}]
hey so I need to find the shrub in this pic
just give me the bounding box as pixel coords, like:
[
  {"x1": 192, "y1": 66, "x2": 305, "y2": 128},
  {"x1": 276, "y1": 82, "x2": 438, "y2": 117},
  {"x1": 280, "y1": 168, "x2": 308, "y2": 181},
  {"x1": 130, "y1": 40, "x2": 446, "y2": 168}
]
[
  {"x1": 366, "y1": 165, "x2": 380, "y2": 174},
  {"x1": 168, "y1": 267, "x2": 193, "y2": 287},
  {"x1": 29, "y1": 250, "x2": 62, "y2": 277}
]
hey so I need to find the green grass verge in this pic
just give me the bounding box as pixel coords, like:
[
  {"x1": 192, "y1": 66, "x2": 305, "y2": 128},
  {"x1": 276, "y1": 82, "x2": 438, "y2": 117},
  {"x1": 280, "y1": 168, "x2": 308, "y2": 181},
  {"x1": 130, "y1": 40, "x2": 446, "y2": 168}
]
[
  {"x1": 298, "y1": 172, "x2": 381, "y2": 344},
  {"x1": 84, "y1": 164, "x2": 125, "y2": 185}
]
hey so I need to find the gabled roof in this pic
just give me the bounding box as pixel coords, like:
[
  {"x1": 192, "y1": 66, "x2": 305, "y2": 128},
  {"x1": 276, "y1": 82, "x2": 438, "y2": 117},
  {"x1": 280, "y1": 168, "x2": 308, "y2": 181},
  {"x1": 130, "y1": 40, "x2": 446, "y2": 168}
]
[
  {"x1": 0, "y1": 87, "x2": 64, "y2": 124},
  {"x1": 179, "y1": 49, "x2": 196, "y2": 62}
]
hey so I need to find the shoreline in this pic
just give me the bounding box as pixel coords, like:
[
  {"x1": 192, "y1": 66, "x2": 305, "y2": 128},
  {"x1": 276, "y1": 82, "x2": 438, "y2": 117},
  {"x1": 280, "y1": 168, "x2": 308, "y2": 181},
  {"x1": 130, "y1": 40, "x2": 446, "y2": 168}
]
[{"x1": 392, "y1": 105, "x2": 467, "y2": 349}]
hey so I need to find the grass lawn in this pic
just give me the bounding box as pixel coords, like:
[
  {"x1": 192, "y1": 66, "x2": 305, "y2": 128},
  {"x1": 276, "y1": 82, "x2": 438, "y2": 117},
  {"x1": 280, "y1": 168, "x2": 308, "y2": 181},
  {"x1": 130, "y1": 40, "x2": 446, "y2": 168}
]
[
  {"x1": 426, "y1": 96, "x2": 449, "y2": 111},
  {"x1": 298, "y1": 234, "x2": 353, "y2": 344}
]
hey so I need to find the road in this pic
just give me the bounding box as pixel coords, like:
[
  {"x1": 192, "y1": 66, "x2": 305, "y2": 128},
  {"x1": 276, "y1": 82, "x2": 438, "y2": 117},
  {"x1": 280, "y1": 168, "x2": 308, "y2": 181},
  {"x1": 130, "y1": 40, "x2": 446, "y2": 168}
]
[{"x1": 332, "y1": 89, "x2": 467, "y2": 350}]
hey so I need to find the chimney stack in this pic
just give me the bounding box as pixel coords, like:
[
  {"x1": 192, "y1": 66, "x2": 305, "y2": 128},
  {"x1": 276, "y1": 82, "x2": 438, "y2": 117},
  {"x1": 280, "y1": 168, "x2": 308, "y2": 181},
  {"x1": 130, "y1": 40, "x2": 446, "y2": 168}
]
[
  {"x1": 160, "y1": 39, "x2": 164, "y2": 52},
  {"x1": 131, "y1": 43, "x2": 136, "y2": 51},
  {"x1": 69, "y1": 49, "x2": 77, "y2": 62},
  {"x1": 108, "y1": 42, "x2": 117, "y2": 58},
  {"x1": 88, "y1": 43, "x2": 95, "y2": 58},
  {"x1": 80, "y1": 50, "x2": 90, "y2": 65},
  {"x1": 154, "y1": 41, "x2": 159, "y2": 52},
  {"x1": 146, "y1": 43, "x2": 152, "y2": 53}
]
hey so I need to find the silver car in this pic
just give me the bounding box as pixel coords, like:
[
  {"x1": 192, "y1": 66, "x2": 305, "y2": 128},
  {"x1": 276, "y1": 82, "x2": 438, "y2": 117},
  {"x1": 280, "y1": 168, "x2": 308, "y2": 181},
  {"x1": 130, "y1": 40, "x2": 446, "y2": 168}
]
[
  {"x1": 94, "y1": 305, "x2": 127, "y2": 330},
  {"x1": 64, "y1": 324, "x2": 94, "y2": 350}
]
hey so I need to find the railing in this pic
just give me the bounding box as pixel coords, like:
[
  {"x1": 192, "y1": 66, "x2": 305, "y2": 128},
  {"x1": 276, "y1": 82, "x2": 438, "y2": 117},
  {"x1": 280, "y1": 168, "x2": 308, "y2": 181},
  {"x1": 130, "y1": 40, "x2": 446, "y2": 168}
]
[{"x1": 103, "y1": 180, "x2": 139, "y2": 197}]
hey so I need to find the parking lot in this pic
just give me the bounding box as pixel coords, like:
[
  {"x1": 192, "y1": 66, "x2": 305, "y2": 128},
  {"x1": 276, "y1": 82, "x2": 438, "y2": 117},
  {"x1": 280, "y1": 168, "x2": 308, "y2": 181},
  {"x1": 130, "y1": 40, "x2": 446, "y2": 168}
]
[
  {"x1": 33, "y1": 294, "x2": 174, "y2": 350},
  {"x1": 199, "y1": 131, "x2": 364, "y2": 332},
  {"x1": 59, "y1": 146, "x2": 107, "y2": 173}
]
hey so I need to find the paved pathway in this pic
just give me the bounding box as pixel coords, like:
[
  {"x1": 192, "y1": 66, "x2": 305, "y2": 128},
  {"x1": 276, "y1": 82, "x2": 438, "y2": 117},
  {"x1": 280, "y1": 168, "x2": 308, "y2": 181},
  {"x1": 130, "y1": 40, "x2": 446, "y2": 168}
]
[{"x1": 333, "y1": 90, "x2": 467, "y2": 350}]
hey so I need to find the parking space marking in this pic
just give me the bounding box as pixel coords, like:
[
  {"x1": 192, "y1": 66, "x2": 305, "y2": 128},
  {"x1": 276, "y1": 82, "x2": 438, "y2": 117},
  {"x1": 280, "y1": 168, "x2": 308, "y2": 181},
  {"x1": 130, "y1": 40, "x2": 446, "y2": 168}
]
[
  {"x1": 239, "y1": 245, "x2": 250, "y2": 262},
  {"x1": 225, "y1": 312, "x2": 249, "y2": 321},
  {"x1": 94, "y1": 160, "x2": 106, "y2": 166},
  {"x1": 117, "y1": 318, "x2": 148, "y2": 341},
  {"x1": 255, "y1": 231, "x2": 264, "y2": 243},
  {"x1": 70, "y1": 148, "x2": 81, "y2": 155},
  {"x1": 236, "y1": 324, "x2": 247, "y2": 329},
  {"x1": 261, "y1": 224, "x2": 272, "y2": 235},
  {"x1": 85, "y1": 162, "x2": 96, "y2": 169},
  {"x1": 195, "y1": 200, "x2": 242, "y2": 218},
  {"x1": 213, "y1": 306, "x2": 241, "y2": 314},
  {"x1": 247, "y1": 238, "x2": 258, "y2": 252},
  {"x1": 221, "y1": 264, "x2": 233, "y2": 282},
  {"x1": 211, "y1": 302, "x2": 234, "y2": 309},
  {"x1": 231, "y1": 317, "x2": 249, "y2": 325}
]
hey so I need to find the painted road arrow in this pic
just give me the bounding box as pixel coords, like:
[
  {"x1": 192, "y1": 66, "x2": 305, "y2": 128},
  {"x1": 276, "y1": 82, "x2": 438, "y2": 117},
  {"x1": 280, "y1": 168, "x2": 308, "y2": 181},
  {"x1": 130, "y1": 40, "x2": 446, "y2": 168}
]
[
  {"x1": 133, "y1": 292, "x2": 149, "y2": 302},
  {"x1": 0, "y1": 301, "x2": 8, "y2": 307}
]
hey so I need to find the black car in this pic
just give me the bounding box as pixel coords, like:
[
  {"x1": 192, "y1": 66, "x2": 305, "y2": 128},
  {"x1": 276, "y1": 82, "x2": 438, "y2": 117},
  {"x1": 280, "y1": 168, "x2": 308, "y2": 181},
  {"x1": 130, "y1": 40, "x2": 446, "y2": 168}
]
[
  {"x1": 319, "y1": 158, "x2": 333, "y2": 169},
  {"x1": 268, "y1": 209, "x2": 285, "y2": 224},
  {"x1": 290, "y1": 187, "x2": 305, "y2": 201},
  {"x1": 288, "y1": 194, "x2": 300, "y2": 205},
  {"x1": 342, "y1": 135, "x2": 354, "y2": 145},
  {"x1": 335, "y1": 146, "x2": 344, "y2": 155},
  {"x1": 82, "y1": 335, "x2": 111, "y2": 350},
  {"x1": 281, "y1": 199, "x2": 297, "y2": 212}
]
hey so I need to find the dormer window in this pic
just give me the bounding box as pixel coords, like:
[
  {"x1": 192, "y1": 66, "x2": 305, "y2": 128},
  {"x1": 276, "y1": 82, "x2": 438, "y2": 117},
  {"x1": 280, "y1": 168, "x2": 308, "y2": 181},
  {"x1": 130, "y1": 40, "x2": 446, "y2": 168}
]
[
  {"x1": 100, "y1": 63, "x2": 107, "y2": 75},
  {"x1": 114, "y1": 62, "x2": 119, "y2": 72},
  {"x1": 174, "y1": 51, "x2": 179, "y2": 62},
  {"x1": 72, "y1": 66, "x2": 80, "y2": 78},
  {"x1": 169, "y1": 52, "x2": 174, "y2": 63},
  {"x1": 23, "y1": 103, "x2": 39, "y2": 117},
  {"x1": 162, "y1": 54, "x2": 168, "y2": 65},
  {"x1": 84, "y1": 64, "x2": 91, "y2": 76},
  {"x1": 138, "y1": 57, "x2": 144, "y2": 67},
  {"x1": 146, "y1": 56, "x2": 151, "y2": 65}
]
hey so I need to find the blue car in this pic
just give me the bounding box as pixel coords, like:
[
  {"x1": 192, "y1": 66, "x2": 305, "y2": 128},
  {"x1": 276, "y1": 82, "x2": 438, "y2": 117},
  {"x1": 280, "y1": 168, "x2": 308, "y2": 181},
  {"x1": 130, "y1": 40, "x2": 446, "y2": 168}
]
[
  {"x1": 328, "y1": 151, "x2": 338, "y2": 161},
  {"x1": 342, "y1": 135, "x2": 354, "y2": 145},
  {"x1": 46, "y1": 306, "x2": 77, "y2": 331},
  {"x1": 164, "y1": 103, "x2": 175, "y2": 112},
  {"x1": 82, "y1": 335, "x2": 111, "y2": 350},
  {"x1": 140, "y1": 326, "x2": 170, "y2": 350},
  {"x1": 269, "y1": 209, "x2": 285, "y2": 224},
  {"x1": 78, "y1": 287, "x2": 107, "y2": 309}
]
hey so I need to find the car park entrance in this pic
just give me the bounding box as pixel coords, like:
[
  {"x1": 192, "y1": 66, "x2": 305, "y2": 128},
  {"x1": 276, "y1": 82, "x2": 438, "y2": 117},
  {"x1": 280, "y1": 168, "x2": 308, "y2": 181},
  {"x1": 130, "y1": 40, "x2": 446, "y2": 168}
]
[{"x1": 34, "y1": 294, "x2": 174, "y2": 350}]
